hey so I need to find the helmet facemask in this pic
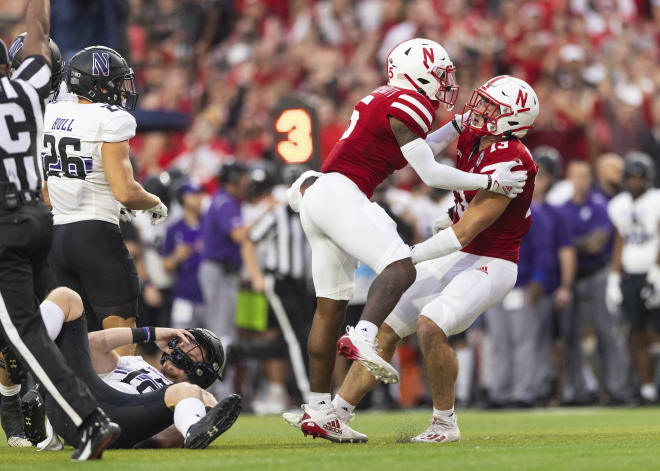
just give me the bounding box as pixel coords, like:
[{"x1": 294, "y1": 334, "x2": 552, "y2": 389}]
[
  {"x1": 159, "y1": 329, "x2": 224, "y2": 388},
  {"x1": 429, "y1": 65, "x2": 459, "y2": 110},
  {"x1": 463, "y1": 90, "x2": 512, "y2": 137},
  {"x1": 106, "y1": 71, "x2": 138, "y2": 111}
]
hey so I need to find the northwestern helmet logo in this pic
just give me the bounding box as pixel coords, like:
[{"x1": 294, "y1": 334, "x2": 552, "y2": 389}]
[
  {"x1": 92, "y1": 52, "x2": 110, "y2": 76},
  {"x1": 8, "y1": 39, "x2": 23, "y2": 62}
]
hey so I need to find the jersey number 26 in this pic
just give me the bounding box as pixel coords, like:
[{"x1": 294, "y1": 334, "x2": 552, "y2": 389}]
[{"x1": 43, "y1": 135, "x2": 87, "y2": 180}]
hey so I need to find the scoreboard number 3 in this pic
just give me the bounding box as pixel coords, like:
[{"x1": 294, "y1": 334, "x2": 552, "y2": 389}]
[{"x1": 275, "y1": 108, "x2": 313, "y2": 163}]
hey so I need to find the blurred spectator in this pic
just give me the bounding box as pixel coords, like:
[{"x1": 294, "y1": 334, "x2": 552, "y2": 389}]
[
  {"x1": 607, "y1": 153, "x2": 660, "y2": 403},
  {"x1": 199, "y1": 163, "x2": 249, "y2": 351},
  {"x1": 161, "y1": 181, "x2": 205, "y2": 329},
  {"x1": 532, "y1": 148, "x2": 577, "y2": 404},
  {"x1": 50, "y1": 0, "x2": 131, "y2": 60},
  {"x1": 485, "y1": 200, "x2": 553, "y2": 408},
  {"x1": 594, "y1": 152, "x2": 624, "y2": 200},
  {"x1": 239, "y1": 166, "x2": 314, "y2": 412},
  {"x1": 559, "y1": 161, "x2": 627, "y2": 404}
]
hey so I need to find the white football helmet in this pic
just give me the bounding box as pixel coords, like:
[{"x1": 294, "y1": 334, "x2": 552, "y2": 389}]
[
  {"x1": 463, "y1": 75, "x2": 539, "y2": 138},
  {"x1": 386, "y1": 38, "x2": 459, "y2": 110}
]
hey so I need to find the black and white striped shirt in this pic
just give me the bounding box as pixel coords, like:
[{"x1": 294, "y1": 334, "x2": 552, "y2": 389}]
[
  {"x1": 249, "y1": 204, "x2": 311, "y2": 280},
  {"x1": 0, "y1": 55, "x2": 51, "y2": 193}
]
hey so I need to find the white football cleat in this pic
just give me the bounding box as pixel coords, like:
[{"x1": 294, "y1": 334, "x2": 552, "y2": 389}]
[
  {"x1": 411, "y1": 414, "x2": 461, "y2": 443},
  {"x1": 37, "y1": 419, "x2": 64, "y2": 451},
  {"x1": 283, "y1": 406, "x2": 355, "y2": 430},
  {"x1": 300, "y1": 406, "x2": 367, "y2": 443},
  {"x1": 337, "y1": 326, "x2": 399, "y2": 384},
  {"x1": 282, "y1": 406, "x2": 310, "y2": 429},
  {"x1": 7, "y1": 434, "x2": 32, "y2": 448}
]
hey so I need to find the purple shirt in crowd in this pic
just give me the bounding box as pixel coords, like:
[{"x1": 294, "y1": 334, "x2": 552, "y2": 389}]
[
  {"x1": 161, "y1": 219, "x2": 204, "y2": 303},
  {"x1": 200, "y1": 188, "x2": 243, "y2": 268},
  {"x1": 559, "y1": 191, "x2": 613, "y2": 278},
  {"x1": 539, "y1": 202, "x2": 573, "y2": 294},
  {"x1": 516, "y1": 201, "x2": 552, "y2": 289}
]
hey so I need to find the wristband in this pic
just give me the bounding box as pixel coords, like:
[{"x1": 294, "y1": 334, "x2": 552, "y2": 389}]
[
  {"x1": 485, "y1": 174, "x2": 493, "y2": 190},
  {"x1": 131, "y1": 327, "x2": 156, "y2": 343}
]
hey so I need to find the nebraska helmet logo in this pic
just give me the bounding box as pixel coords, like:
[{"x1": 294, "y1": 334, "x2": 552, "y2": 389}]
[
  {"x1": 422, "y1": 48, "x2": 434, "y2": 70},
  {"x1": 516, "y1": 89, "x2": 528, "y2": 108}
]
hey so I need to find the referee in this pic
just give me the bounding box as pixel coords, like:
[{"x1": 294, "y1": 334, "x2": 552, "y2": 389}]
[
  {"x1": 0, "y1": 0, "x2": 118, "y2": 460},
  {"x1": 243, "y1": 167, "x2": 313, "y2": 402}
]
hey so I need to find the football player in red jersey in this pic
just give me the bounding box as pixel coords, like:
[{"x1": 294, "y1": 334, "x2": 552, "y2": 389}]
[
  {"x1": 285, "y1": 75, "x2": 540, "y2": 443},
  {"x1": 285, "y1": 36, "x2": 529, "y2": 441}
]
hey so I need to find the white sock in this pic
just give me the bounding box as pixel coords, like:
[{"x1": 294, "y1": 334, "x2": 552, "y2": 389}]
[
  {"x1": 332, "y1": 395, "x2": 355, "y2": 423},
  {"x1": 308, "y1": 392, "x2": 332, "y2": 411},
  {"x1": 355, "y1": 320, "x2": 378, "y2": 339},
  {"x1": 433, "y1": 407, "x2": 455, "y2": 420},
  {"x1": 267, "y1": 382, "x2": 286, "y2": 397},
  {"x1": 173, "y1": 397, "x2": 206, "y2": 437},
  {"x1": 0, "y1": 383, "x2": 21, "y2": 396},
  {"x1": 39, "y1": 300, "x2": 65, "y2": 340}
]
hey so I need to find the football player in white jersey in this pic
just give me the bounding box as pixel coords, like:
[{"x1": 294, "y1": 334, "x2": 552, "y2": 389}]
[
  {"x1": 607, "y1": 152, "x2": 660, "y2": 403},
  {"x1": 41, "y1": 46, "x2": 167, "y2": 350},
  {"x1": 21, "y1": 286, "x2": 240, "y2": 450}
]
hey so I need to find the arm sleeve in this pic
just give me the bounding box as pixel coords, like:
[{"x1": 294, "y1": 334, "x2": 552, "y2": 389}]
[
  {"x1": 425, "y1": 120, "x2": 460, "y2": 156},
  {"x1": 388, "y1": 94, "x2": 435, "y2": 138},
  {"x1": 12, "y1": 55, "x2": 51, "y2": 101},
  {"x1": 401, "y1": 138, "x2": 488, "y2": 191},
  {"x1": 103, "y1": 110, "x2": 137, "y2": 142}
]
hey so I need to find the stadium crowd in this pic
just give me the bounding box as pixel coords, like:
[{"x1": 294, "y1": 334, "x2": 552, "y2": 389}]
[{"x1": 2, "y1": 0, "x2": 660, "y2": 416}]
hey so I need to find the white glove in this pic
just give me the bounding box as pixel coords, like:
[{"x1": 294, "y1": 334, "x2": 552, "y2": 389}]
[
  {"x1": 452, "y1": 111, "x2": 470, "y2": 133},
  {"x1": 481, "y1": 160, "x2": 528, "y2": 198},
  {"x1": 146, "y1": 200, "x2": 168, "y2": 225},
  {"x1": 119, "y1": 207, "x2": 136, "y2": 223},
  {"x1": 606, "y1": 272, "x2": 623, "y2": 315},
  {"x1": 646, "y1": 264, "x2": 660, "y2": 292},
  {"x1": 432, "y1": 211, "x2": 453, "y2": 234}
]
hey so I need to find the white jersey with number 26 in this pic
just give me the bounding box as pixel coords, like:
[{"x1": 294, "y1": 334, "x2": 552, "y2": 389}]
[
  {"x1": 41, "y1": 100, "x2": 136, "y2": 226},
  {"x1": 98, "y1": 356, "x2": 172, "y2": 395}
]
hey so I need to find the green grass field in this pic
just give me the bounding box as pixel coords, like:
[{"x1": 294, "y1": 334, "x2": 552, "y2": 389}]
[{"x1": 2, "y1": 407, "x2": 660, "y2": 470}]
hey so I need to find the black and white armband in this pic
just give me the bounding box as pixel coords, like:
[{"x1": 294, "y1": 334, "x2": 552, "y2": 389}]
[{"x1": 132, "y1": 327, "x2": 156, "y2": 343}]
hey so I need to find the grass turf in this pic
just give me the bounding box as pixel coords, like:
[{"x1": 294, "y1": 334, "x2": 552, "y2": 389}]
[{"x1": 2, "y1": 407, "x2": 660, "y2": 470}]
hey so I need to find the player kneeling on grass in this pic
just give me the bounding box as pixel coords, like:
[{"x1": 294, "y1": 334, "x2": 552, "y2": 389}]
[
  {"x1": 285, "y1": 75, "x2": 539, "y2": 443},
  {"x1": 21, "y1": 287, "x2": 241, "y2": 450}
]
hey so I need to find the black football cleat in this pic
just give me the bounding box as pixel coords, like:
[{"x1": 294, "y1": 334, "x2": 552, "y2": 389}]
[
  {"x1": 1, "y1": 392, "x2": 31, "y2": 448},
  {"x1": 21, "y1": 387, "x2": 47, "y2": 446},
  {"x1": 71, "y1": 408, "x2": 120, "y2": 461},
  {"x1": 184, "y1": 394, "x2": 242, "y2": 449}
]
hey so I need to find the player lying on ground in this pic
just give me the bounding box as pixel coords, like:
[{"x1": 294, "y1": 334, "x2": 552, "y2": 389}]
[
  {"x1": 20, "y1": 287, "x2": 241, "y2": 450},
  {"x1": 285, "y1": 75, "x2": 539, "y2": 443},
  {"x1": 284, "y1": 38, "x2": 529, "y2": 436}
]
